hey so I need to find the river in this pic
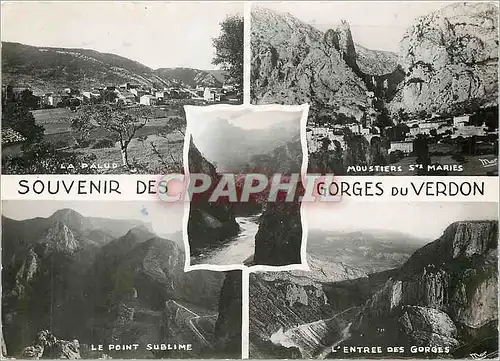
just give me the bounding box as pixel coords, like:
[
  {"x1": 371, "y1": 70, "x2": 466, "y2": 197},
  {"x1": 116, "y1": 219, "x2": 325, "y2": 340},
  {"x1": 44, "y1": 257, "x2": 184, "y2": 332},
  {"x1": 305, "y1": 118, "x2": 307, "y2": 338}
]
[{"x1": 193, "y1": 214, "x2": 261, "y2": 265}]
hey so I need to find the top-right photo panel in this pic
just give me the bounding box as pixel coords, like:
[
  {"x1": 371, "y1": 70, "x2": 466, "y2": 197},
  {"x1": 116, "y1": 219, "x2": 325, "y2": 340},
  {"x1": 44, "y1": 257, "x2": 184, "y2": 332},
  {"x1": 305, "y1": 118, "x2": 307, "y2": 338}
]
[{"x1": 250, "y1": 1, "x2": 498, "y2": 176}]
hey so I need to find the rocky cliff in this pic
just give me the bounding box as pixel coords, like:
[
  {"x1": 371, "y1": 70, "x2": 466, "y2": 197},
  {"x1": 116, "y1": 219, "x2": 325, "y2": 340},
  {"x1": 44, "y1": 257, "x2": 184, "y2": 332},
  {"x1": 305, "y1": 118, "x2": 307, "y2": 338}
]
[
  {"x1": 21, "y1": 330, "x2": 80, "y2": 359},
  {"x1": 345, "y1": 221, "x2": 498, "y2": 357},
  {"x1": 390, "y1": 2, "x2": 498, "y2": 116},
  {"x1": 253, "y1": 199, "x2": 303, "y2": 266},
  {"x1": 2, "y1": 209, "x2": 239, "y2": 358},
  {"x1": 251, "y1": 6, "x2": 403, "y2": 122},
  {"x1": 249, "y1": 256, "x2": 370, "y2": 358},
  {"x1": 252, "y1": 3, "x2": 498, "y2": 122},
  {"x1": 251, "y1": 7, "x2": 367, "y2": 120},
  {"x1": 214, "y1": 270, "x2": 243, "y2": 358},
  {"x1": 187, "y1": 138, "x2": 240, "y2": 254}
]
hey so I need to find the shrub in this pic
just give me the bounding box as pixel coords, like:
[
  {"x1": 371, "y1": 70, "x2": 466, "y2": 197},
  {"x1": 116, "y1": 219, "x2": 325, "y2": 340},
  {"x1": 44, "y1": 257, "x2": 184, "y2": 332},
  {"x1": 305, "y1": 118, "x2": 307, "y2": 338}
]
[{"x1": 92, "y1": 137, "x2": 116, "y2": 149}]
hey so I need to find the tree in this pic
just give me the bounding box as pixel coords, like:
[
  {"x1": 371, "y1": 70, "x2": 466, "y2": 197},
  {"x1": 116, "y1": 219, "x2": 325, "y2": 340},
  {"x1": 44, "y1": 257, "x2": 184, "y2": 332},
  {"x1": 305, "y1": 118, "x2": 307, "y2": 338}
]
[
  {"x1": 149, "y1": 115, "x2": 187, "y2": 173},
  {"x1": 72, "y1": 104, "x2": 152, "y2": 167},
  {"x1": 1, "y1": 103, "x2": 44, "y2": 143},
  {"x1": 212, "y1": 14, "x2": 243, "y2": 92},
  {"x1": 413, "y1": 134, "x2": 431, "y2": 174},
  {"x1": 2, "y1": 142, "x2": 97, "y2": 174},
  {"x1": 397, "y1": 109, "x2": 410, "y2": 123}
]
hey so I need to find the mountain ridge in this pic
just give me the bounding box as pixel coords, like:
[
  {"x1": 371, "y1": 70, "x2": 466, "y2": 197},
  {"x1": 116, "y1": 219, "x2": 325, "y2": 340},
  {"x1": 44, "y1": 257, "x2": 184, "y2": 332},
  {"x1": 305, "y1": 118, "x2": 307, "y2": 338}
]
[
  {"x1": 1, "y1": 207, "x2": 237, "y2": 357},
  {"x1": 2, "y1": 41, "x2": 227, "y2": 93},
  {"x1": 251, "y1": 3, "x2": 498, "y2": 120}
]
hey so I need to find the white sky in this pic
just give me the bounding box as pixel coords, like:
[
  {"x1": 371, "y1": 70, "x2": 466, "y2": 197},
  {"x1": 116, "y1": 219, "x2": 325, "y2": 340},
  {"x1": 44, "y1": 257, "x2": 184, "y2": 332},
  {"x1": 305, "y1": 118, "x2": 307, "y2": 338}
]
[
  {"x1": 255, "y1": 1, "x2": 464, "y2": 52},
  {"x1": 3, "y1": 200, "x2": 497, "y2": 242},
  {"x1": 2, "y1": 200, "x2": 184, "y2": 235},
  {"x1": 1, "y1": 1, "x2": 243, "y2": 69},
  {"x1": 305, "y1": 201, "x2": 498, "y2": 239},
  {"x1": 188, "y1": 107, "x2": 303, "y2": 150}
]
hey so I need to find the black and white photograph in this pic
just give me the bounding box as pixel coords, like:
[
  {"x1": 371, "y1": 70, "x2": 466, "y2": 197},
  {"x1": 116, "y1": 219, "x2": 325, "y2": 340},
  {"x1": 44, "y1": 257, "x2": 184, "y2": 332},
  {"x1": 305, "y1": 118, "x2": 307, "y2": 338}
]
[
  {"x1": 184, "y1": 105, "x2": 308, "y2": 268},
  {"x1": 1, "y1": 1, "x2": 243, "y2": 175},
  {"x1": 249, "y1": 201, "x2": 498, "y2": 359},
  {"x1": 251, "y1": 1, "x2": 498, "y2": 176},
  {"x1": 1, "y1": 200, "x2": 242, "y2": 359}
]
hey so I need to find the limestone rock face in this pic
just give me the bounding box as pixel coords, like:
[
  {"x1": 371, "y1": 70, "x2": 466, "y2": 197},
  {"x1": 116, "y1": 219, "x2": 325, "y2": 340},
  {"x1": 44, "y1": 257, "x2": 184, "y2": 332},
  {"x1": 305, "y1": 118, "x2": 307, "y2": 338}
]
[
  {"x1": 40, "y1": 221, "x2": 79, "y2": 254},
  {"x1": 390, "y1": 2, "x2": 498, "y2": 115},
  {"x1": 21, "y1": 331, "x2": 81, "y2": 360},
  {"x1": 349, "y1": 221, "x2": 498, "y2": 356},
  {"x1": 251, "y1": 6, "x2": 369, "y2": 120},
  {"x1": 187, "y1": 138, "x2": 240, "y2": 253},
  {"x1": 249, "y1": 258, "x2": 369, "y2": 358},
  {"x1": 253, "y1": 200, "x2": 302, "y2": 266},
  {"x1": 214, "y1": 271, "x2": 243, "y2": 358},
  {"x1": 398, "y1": 306, "x2": 459, "y2": 348}
]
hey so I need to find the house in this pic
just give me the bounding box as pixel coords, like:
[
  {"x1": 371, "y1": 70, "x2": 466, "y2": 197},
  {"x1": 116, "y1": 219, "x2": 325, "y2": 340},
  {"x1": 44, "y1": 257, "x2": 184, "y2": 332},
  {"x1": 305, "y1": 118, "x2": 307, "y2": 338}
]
[
  {"x1": 119, "y1": 83, "x2": 140, "y2": 91},
  {"x1": 155, "y1": 90, "x2": 170, "y2": 100},
  {"x1": 389, "y1": 141, "x2": 414, "y2": 154},
  {"x1": 140, "y1": 94, "x2": 157, "y2": 106},
  {"x1": 2, "y1": 127, "x2": 26, "y2": 159},
  {"x1": 130, "y1": 88, "x2": 149, "y2": 99},
  {"x1": 63, "y1": 88, "x2": 79, "y2": 96},
  {"x1": 306, "y1": 127, "x2": 347, "y2": 152},
  {"x1": 360, "y1": 127, "x2": 370, "y2": 135},
  {"x1": 48, "y1": 93, "x2": 64, "y2": 107},
  {"x1": 420, "y1": 120, "x2": 446, "y2": 130},
  {"x1": 203, "y1": 87, "x2": 222, "y2": 102},
  {"x1": 203, "y1": 87, "x2": 216, "y2": 102},
  {"x1": 115, "y1": 91, "x2": 136, "y2": 105},
  {"x1": 453, "y1": 115, "x2": 470, "y2": 127},
  {"x1": 82, "y1": 91, "x2": 102, "y2": 104},
  {"x1": 453, "y1": 125, "x2": 487, "y2": 138},
  {"x1": 83, "y1": 91, "x2": 101, "y2": 99}
]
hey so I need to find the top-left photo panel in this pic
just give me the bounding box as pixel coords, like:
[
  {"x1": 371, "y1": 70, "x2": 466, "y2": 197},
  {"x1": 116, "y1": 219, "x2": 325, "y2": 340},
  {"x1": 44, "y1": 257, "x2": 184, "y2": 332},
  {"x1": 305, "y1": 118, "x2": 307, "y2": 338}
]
[{"x1": 1, "y1": 1, "x2": 244, "y2": 175}]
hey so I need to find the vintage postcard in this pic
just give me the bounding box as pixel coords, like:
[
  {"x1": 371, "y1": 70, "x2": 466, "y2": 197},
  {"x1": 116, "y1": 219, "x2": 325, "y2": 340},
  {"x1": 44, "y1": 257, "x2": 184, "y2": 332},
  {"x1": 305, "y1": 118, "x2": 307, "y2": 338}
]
[{"x1": 1, "y1": 1, "x2": 499, "y2": 360}]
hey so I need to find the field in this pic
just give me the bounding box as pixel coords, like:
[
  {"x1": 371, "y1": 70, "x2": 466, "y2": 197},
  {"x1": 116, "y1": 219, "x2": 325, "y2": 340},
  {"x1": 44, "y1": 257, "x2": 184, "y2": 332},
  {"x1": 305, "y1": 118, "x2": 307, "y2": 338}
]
[{"x1": 32, "y1": 105, "x2": 186, "y2": 174}]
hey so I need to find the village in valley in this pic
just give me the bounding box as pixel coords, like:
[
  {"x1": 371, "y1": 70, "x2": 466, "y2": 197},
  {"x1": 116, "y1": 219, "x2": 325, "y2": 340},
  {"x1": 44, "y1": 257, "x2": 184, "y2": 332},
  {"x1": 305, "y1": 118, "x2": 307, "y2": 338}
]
[
  {"x1": 1, "y1": 2, "x2": 244, "y2": 175},
  {"x1": 2, "y1": 81, "x2": 240, "y2": 110},
  {"x1": 306, "y1": 87, "x2": 498, "y2": 175},
  {"x1": 1, "y1": 80, "x2": 242, "y2": 173}
]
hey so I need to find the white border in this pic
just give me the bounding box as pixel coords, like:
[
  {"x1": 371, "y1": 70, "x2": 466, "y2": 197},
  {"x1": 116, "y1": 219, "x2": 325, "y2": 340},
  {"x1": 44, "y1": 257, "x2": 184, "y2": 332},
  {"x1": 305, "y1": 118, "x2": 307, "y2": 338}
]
[
  {"x1": 182, "y1": 103, "x2": 310, "y2": 273},
  {"x1": 243, "y1": 0, "x2": 251, "y2": 105}
]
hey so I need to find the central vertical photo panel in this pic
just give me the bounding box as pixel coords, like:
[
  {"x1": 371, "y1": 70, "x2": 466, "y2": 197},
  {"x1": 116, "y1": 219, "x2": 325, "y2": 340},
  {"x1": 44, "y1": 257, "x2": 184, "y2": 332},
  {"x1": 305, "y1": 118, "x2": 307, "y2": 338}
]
[{"x1": 183, "y1": 104, "x2": 310, "y2": 271}]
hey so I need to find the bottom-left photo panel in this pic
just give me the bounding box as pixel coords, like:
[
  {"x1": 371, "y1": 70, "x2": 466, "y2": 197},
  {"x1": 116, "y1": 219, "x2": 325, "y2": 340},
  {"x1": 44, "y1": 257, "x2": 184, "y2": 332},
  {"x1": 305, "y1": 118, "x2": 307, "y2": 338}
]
[{"x1": 1, "y1": 200, "x2": 242, "y2": 359}]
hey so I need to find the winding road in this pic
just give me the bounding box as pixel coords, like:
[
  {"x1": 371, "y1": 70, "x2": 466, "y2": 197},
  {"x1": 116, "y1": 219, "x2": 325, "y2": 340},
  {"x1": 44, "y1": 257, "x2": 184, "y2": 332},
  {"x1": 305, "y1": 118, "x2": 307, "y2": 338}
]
[{"x1": 169, "y1": 300, "x2": 217, "y2": 348}]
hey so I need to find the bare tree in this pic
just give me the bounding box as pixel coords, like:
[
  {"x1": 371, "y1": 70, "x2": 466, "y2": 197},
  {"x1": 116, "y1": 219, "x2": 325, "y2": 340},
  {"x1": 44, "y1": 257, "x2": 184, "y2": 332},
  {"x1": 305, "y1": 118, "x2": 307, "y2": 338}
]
[
  {"x1": 149, "y1": 115, "x2": 187, "y2": 172},
  {"x1": 72, "y1": 104, "x2": 153, "y2": 167}
]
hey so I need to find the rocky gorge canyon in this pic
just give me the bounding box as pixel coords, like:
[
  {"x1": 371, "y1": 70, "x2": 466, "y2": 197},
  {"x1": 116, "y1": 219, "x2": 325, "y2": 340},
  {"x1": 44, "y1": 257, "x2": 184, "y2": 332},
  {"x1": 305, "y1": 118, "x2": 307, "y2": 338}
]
[
  {"x1": 251, "y1": 2, "x2": 498, "y2": 176},
  {"x1": 187, "y1": 129, "x2": 305, "y2": 267},
  {"x1": 1, "y1": 208, "x2": 242, "y2": 359},
  {"x1": 249, "y1": 220, "x2": 498, "y2": 359},
  {"x1": 251, "y1": 2, "x2": 498, "y2": 120}
]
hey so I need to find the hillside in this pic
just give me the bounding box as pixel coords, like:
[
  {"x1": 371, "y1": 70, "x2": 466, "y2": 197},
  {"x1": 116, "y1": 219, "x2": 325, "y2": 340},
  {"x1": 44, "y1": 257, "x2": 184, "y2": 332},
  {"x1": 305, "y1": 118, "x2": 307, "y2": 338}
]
[
  {"x1": 154, "y1": 67, "x2": 226, "y2": 88},
  {"x1": 248, "y1": 220, "x2": 499, "y2": 359},
  {"x1": 250, "y1": 7, "x2": 370, "y2": 120},
  {"x1": 251, "y1": 3, "x2": 498, "y2": 119},
  {"x1": 1, "y1": 42, "x2": 225, "y2": 93},
  {"x1": 389, "y1": 2, "x2": 499, "y2": 116},
  {"x1": 1, "y1": 208, "x2": 241, "y2": 358},
  {"x1": 307, "y1": 229, "x2": 429, "y2": 273},
  {"x1": 340, "y1": 221, "x2": 499, "y2": 358}
]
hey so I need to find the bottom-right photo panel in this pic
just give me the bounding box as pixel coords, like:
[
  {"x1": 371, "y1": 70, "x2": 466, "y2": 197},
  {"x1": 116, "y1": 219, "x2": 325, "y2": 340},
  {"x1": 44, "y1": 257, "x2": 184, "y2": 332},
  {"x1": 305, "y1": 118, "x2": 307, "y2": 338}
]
[{"x1": 249, "y1": 201, "x2": 498, "y2": 359}]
